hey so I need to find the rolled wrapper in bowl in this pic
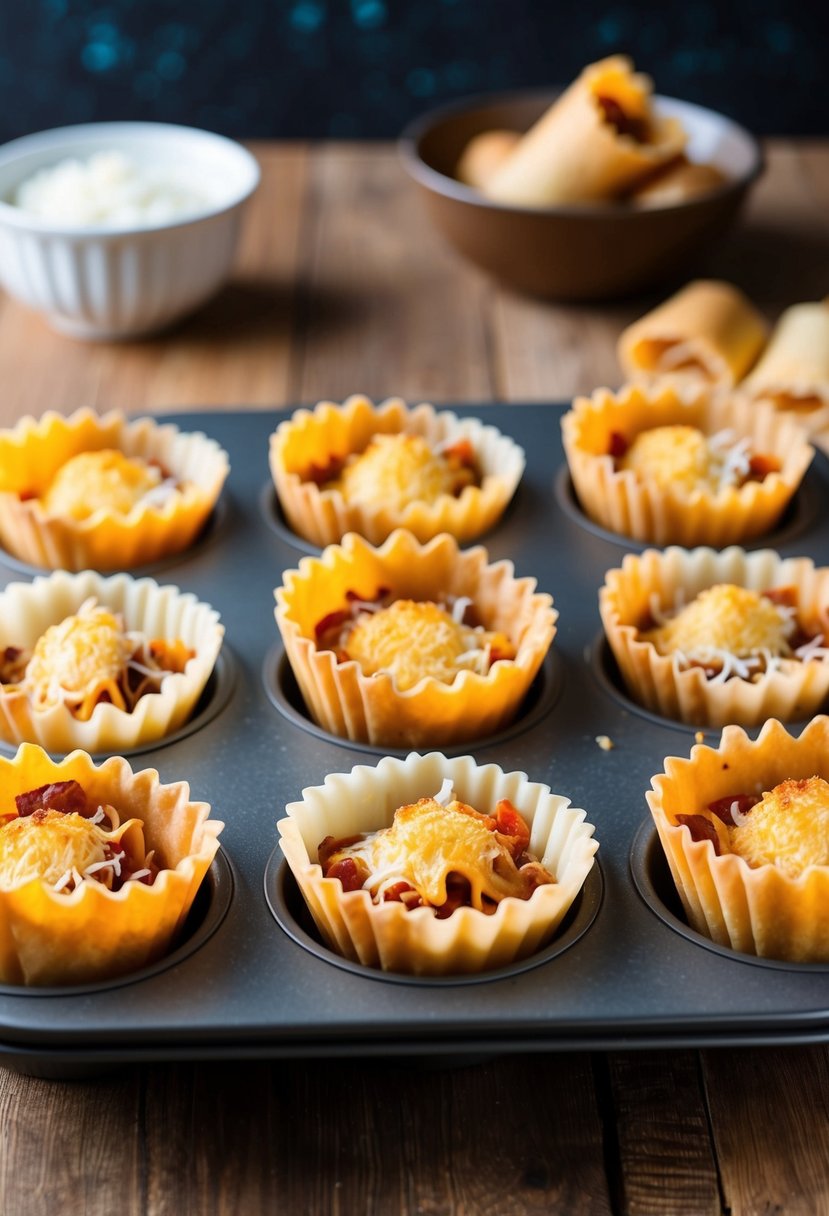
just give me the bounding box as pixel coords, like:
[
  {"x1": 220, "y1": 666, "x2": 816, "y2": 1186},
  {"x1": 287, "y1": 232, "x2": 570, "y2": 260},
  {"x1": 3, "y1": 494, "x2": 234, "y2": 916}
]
[
  {"x1": 600, "y1": 545, "x2": 829, "y2": 728},
  {"x1": 561, "y1": 380, "x2": 813, "y2": 546},
  {"x1": 483, "y1": 55, "x2": 686, "y2": 207},
  {"x1": 0, "y1": 570, "x2": 223, "y2": 753},
  {"x1": 740, "y1": 302, "x2": 829, "y2": 436},
  {"x1": 617, "y1": 280, "x2": 768, "y2": 387},
  {"x1": 269, "y1": 394, "x2": 525, "y2": 548},
  {"x1": 277, "y1": 751, "x2": 598, "y2": 975},
  {"x1": 274, "y1": 529, "x2": 556, "y2": 748},
  {"x1": 0, "y1": 742, "x2": 223, "y2": 985},
  {"x1": 0, "y1": 407, "x2": 229, "y2": 571},
  {"x1": 647, "y1": 717, "x2": 829, "y2": 962}
]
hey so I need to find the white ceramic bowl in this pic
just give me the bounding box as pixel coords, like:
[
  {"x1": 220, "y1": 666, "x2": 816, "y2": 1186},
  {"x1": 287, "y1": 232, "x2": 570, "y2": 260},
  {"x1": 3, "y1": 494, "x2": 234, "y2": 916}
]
[{"x1": 0, "y1": 122, "x2": 260, "y2": 338}]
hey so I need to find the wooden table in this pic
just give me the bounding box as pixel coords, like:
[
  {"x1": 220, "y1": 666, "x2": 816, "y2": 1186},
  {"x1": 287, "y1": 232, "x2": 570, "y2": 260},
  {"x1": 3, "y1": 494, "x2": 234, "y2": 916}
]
[{"x1": 0, "y1": 141, "x2": 828, "y2": 1216}]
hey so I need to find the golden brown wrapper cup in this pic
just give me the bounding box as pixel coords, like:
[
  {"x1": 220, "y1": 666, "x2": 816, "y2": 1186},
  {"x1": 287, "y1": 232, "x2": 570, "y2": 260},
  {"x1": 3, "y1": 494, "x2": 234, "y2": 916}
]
[
  {"x1": 455, "y1": 129, "x2": 521, "y2": 189},
  {"x1": 0, "y1": 407, "x2": 229, "y2": 571},
  {"x1": 561, "y1": 380, "x2": 813, "y2": 546},
  {"x1": 269, "y1": 395, "x2": 525, "y2": 548},
  {"x1": 646, "y1": 717, "x2": 829, "y2": 962},
  {"x1": 0, "y1": 570, "x2": 223, "y2": 754},
  {"x1": 274, "y1": 529, "x2": 557, "y2": 748},
  {"x1": 600, "y1": 545, "x2": 829, "y2": 727},
  {"x1": 277, "y1": 751, "x2": 598, "y2": 975},
  {"x1": 483, "y1": 55, "x2": 686, "y2": 207},
  {"x1": 617, "y1": 280, "x2": 768, "y2": 386},
  {"x1": 740, "y1": 302, "x2": 829, "y2": 437},
  {"x1": 629, "y1": 157, "x2": 727, "y2": 207},
  {"x1": 0, "y1": 743, "x2": 223, "y2": 985}
]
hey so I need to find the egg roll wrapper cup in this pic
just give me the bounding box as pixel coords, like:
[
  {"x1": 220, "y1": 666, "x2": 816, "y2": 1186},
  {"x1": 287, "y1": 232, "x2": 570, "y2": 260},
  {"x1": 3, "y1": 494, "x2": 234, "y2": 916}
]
[
  {"x1": 484, "y1": 55, "x2": 686, "y2": 207},
  {"x1": 274, "y1": 530, "x2": 556, "y2": 748},
  {"x1": 0, "y1": 570, "x2": 223, "y2": 753},
  {"x1": 741, "y1": 302, "x2": 829, "y2": 436},
  {"x1": 0, "y1": 744, "x2": 223, "y2": 985},
  {"x1": 630, "y1": 158, "x2": 728, "y2": 207},
  {"x1": 278, "y1": 751, "x2": 598, "y2": 975},
  {"x1": 561, "y1": 381, "x2": 813, "y2": 546},
  {"x1": 269, "y1": 395, "x2": 525, "y2": 548},
  {"x1": 617, "y1": 281, "x2": 768, "y2": 387},
  {"x1": 0, "y1": 408, "x2": 229, "y2": 571},
  {"x1": 647, "y1": 718, "x2": 829, "y2": 962},
  {"x1": 600, "y1": 545, "x2": 829, "y2": 728},
  {"x1": 455, "y1": 130, "x2": 521, "y2": 189}
]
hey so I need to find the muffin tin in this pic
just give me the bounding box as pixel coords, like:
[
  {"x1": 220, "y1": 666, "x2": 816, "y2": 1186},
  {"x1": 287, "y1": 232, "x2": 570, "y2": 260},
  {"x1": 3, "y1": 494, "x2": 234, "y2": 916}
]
[{"x1": 0, "y1": 405, "x2": 827, "y2": 1077}]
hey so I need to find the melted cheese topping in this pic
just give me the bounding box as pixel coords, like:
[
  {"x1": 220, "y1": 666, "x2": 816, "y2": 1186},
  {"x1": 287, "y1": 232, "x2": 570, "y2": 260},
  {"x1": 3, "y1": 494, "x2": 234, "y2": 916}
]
[
  {"x1": 40, "y1": 449, "x2": 169, "y2": 520},
  {"x1": 643, "y1": 585, "x2": 795, "y2": 664},
  {"x1": 618, "y1": 425, "x2": 755, "y2": 494},
  {"x1": 342, "y1": 599, "x2": 513, "y2": 690},
  {"x1": 23, "y1": 600, "x2": 134, "y2": 719},
  {"x1": 729, "y1": 776, "x2": 829, "y2": 877},
  {"x1": 331, "y1": 434, "x2": 474, "y2": 511},
  {"x1": 329, "y1": 797, "x2": 552, "y2": 910},
  {"x1": 0, "y1": 809, "x2": 112, "y2": 890}
]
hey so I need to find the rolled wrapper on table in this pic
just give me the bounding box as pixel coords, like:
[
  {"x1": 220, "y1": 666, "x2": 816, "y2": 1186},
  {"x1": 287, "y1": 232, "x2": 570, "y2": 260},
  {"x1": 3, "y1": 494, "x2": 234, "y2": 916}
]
[
  {"x1": 483, "y1": 56, "x2": 686, "y2": 207},
  {"x1": 740, "y1": 303, "x2": 829, "y2": 434},
  {"x1": 617, "y1": 280, "x2": 768, "y2": 387},
  {"x1": 455, "y1": 130, "x2": 521, "y2": 189},
  {"x1": 630, "y1": 157, "x2": 727, "y2": 207}
]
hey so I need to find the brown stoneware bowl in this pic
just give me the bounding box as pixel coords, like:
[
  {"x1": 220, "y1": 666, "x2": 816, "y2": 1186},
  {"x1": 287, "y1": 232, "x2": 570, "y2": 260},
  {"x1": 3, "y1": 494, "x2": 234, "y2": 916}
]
[{"x1": 399, "y1": 90, "x2": 763, "y2": 301}]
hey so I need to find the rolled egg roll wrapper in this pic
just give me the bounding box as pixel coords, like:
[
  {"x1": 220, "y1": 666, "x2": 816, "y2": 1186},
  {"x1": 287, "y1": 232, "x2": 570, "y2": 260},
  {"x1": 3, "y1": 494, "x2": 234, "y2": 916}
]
[
  {"x1": 617, "y1": 280, "x2": 769, "y2": 387},
  {"x1": 483, "y1": 56, "x2": 686, "y2": 206},
  {"x1": 455, "y1": 130, "x2": 521, "y2": 189},
  {"x1": 630, "y1": 157, "x2": 727, "y2": 207},
  {"x1": 741, "y1": 303, "x2": 829, "y2": 425}
]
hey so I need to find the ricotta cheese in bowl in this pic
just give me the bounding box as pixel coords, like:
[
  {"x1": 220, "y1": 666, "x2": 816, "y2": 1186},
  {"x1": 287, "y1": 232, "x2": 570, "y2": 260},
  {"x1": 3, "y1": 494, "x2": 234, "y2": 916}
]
[{"x1": 14, "y1": 150, "x2": 218, "y2": 228}]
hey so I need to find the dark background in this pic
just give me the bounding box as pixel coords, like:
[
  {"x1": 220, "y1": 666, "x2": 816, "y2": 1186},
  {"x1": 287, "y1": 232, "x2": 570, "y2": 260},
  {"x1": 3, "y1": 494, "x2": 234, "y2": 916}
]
[{"x1": 2, "y1": 1, "x2": 828, "y2": 142}]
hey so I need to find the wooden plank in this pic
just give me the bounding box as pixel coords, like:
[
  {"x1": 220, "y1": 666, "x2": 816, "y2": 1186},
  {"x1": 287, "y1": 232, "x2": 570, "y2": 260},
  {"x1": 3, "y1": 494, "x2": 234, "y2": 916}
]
[
  {"x1": 142, "y1": 1055, "x2": 611, "y2": 1216},
  {"x1": 703, "y1": 1044, "x2": 829, "y2": 1215},
  {"x1": 604, "y1": 1051, "x2": 719, "y2": 1215},
  {"x1": 0, "y1": 1068, "x2": 143, "y2": 1216},
  {"x1": 295, "y1": 142, "x2": 495, "y2": 407},
  {"x1": 0, "y1": 142, "x2": 308, "y2": 425}
]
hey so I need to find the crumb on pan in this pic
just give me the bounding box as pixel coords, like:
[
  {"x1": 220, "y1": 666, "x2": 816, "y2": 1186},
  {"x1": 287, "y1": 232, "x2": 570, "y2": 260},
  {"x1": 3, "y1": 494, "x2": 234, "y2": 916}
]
[{"x1": 595, "y1": 734, "x2": 614, "y2": 751}]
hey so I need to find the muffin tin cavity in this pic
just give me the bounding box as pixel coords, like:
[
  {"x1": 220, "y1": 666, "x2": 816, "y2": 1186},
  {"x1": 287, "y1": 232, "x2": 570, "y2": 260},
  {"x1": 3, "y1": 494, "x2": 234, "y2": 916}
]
[
  {"x1": 0, "y1": 850, "x2": 234, "y2": 998},
  {"x1": 630, "y1": 819, "x2": 829, "y2": 973},
  {"x1": 0, "y1": 498, "x2": 230, "y2": 579},
  {"x1": 260, "y1": 479, "x2": 525, "y2": 557},
  {"x1": 265, "y1": 849, "x2": 603, "y2": 987},
  {"x1": 262, "y1": 642, "x2": 563, "y2": 757},
  {"x1": 0, "y1": 647, "x2": 238, "y2": 761},
  {"x1": 553, "y1": 462, "x2": 822, "y2": 554}
]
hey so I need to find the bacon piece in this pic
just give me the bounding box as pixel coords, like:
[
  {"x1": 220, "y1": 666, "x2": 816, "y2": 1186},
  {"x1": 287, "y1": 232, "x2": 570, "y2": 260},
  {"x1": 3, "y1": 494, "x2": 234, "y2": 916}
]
[
  {"x1": 748, "y1": 454, "x2": 782, "y2": 480},
  {"x1": 706, "y1": 793, "x2": 760, "y2": 825},
  {"x1": 302, "y1": 457, "x2": 345, "y2": 487},
  {"x1": 762, "y1": 585, "x2": 798, "y2": 608},
  {"x1": 676, "y1": 813, "x2": 722, "y2": 854},
  {"x1": 314, "y1": 609, "x2": 351, "y2": 644},
  {"x1": 596, "y1": 95, "x2": 649, "y2": 142},
  {"x1": 494, "y1": 798, "x2": 530, "y2": 859},
  {"x1": 435, "y1": 873, "x2": 472, "y2": 919},
  {"x1": 318, "y1": 833, "x2": 364, "y2": 867},
  {"x1": 148, "y1": 638, "x2": 194, "y2": 673},
  {"x1": 608, "y1": 430, "x2": 628, "y2": 460},
  {"x1": 15, "y1": 780, "x2": 88, "y2": 818},
  {"x1": 382, "y1": 880, "x2": 421, "y2": 907},
  {"x1": 442, "y1": 438, "x2": 476, "y2": 467},
  {"x1": 324, "y1": 856, "x2": 369, "y2": 892}
]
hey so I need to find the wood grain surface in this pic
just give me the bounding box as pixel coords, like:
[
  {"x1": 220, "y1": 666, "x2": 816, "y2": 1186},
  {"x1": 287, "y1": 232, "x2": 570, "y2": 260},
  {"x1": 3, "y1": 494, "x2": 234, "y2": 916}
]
[{"x1": 0, "y1": 139, "x2": 827, "y2": 1216}]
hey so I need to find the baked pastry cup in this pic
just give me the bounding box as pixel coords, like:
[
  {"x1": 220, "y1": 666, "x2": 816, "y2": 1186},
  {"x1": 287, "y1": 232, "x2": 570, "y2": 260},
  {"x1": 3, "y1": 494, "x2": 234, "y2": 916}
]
[
  {"x1": 277, "y1": 751, "x2": 598, "y2": 975},
  {"x1": 269, "y1": 394, "x2": 525, "y2": 548},
  {"x1": 274, "y1": 529, "x2": 556, "y2": 748},
  {"x1": 0, "y1": 570, "x2": 223, "y2": 754},
  {"x1": 0, "y1": 742, "x2": 223, "y2": 985},
  {"x1": 561, "y1": 380, "x2": 813, "y2": 546},
  {"x1": 740, "y1": 302, "x2": 829, "y2": 437},
  {"x1": 0, "y1": 407, "x2": 229, "y2": 571},
  {"x1": 646, "y1": 717, "x2": 829, "y2": 962},
  {"x1": 600, "y1": 546, "x2": 829, "y2": 728}
]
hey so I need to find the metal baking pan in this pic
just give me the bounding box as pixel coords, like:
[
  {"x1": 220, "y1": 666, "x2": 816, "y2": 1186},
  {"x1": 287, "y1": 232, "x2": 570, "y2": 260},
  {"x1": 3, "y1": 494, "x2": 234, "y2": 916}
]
[{"x1": 0, "y1": 404, "x2": 827, "y2": 1076}]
